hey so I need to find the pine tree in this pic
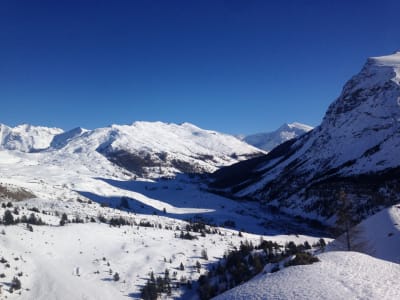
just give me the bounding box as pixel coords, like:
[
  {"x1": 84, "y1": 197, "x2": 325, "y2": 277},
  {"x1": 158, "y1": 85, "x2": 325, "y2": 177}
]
[
  {"x1": 335, "y1": 191, "x2": 366, "y2": 251},
  {"x1": 113, "y1": 272, "x2": 120, "y2": 281},
  {"x1": 3, "y1": 210, "x2": 14, "y2": 225},
  {"x1": 59, "y1": 213, "x2": 68, "y2": 226}
]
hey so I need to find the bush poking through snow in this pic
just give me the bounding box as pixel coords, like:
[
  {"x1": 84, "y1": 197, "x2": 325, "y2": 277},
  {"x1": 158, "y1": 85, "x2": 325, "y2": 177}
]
[
  {"x1": 285, "y1": 252, "x2": 320, "y2": 267},
  {"x1": 113, "y1": 272, "x2": 120, "y2": 281},
  {"x1": 10, "y1": 276, "x2": 21, "y2": 291}
]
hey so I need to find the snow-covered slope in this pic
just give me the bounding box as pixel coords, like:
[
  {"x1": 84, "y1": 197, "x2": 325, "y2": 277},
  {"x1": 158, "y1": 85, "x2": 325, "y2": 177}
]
[
  {"x1": 211, "y1": 50, "x2": 400, "y2": 222},
  {"x1": 0, "y1": 124, "x2": 63, "y2": 152},
  {"x1": 242, "y1": 122, "x2": 313, "y2": 151},
  {"x1": 0, "y1": 121, "x2": 262, "y2": 179},
  {"x1": 214, "y1": 251, "x2": 400, "y2": 300},
  {"x1": 329, "y1": 204, "x2": 400, "y2": 263},
  {"x1": 216, "y1": 203, "x2": 400, "y2": 300},
  {"x1": 52, "y1": 121, "x2": 263, "y2": 178}
]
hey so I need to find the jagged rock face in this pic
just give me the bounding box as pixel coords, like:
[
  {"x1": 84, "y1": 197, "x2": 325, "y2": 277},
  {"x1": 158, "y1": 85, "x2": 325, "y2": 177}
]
[{"x1": 211, "y1": 51, "x2": 400, "y2": 222}]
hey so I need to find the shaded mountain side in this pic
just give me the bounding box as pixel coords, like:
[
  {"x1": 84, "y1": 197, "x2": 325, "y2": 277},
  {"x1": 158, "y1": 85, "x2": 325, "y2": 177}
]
[
  {"x1": 209, "y1": 138, "x2": 299, "y2": 191},
  {"x1": 209, "y1": 50, "x2": 400, "y2": 223}
]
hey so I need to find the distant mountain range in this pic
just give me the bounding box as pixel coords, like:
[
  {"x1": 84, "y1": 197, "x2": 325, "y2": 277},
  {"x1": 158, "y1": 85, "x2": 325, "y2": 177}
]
[
  {"x1": 211, "y1": 50, "x2": 400, "y2": 222},
  {"x1": 239, "y1": 122, "x2": 313, "y2": 151},
  {"x1": 0, "y1": 121, "x2": 263, "y2": 179}
]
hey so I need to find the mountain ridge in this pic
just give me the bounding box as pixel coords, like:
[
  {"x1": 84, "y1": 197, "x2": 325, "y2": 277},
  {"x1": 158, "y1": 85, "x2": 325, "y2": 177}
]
[
  {"x1": 210, "y1": 50, "x2": 400, "y2": 222},
  {"x1": 240, "y1": 122, "x2": 313, "y2": 151}
]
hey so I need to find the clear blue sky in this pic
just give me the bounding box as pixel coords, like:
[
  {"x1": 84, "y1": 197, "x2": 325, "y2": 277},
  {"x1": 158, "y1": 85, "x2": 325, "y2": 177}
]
[{"x1": 1, "y1": 0, "x2": 399, "y2": 134}]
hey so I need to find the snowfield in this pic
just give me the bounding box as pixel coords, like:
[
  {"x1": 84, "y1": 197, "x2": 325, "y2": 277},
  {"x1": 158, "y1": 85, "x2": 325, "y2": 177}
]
[
  {"x1": 0, "y1": 205, "x2": 320, "y2": 300},
  {"x1": 214, "y1": 251, "x2": 400, "y2": 300}
]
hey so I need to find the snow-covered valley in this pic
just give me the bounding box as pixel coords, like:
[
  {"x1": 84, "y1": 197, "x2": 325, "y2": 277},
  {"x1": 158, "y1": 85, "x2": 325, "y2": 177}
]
[{"x1": 1, "y1": 51, "x2": 400, "y2": 299}]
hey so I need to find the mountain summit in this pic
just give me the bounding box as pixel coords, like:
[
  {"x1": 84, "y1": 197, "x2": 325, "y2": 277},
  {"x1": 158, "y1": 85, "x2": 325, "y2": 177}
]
[
  {"x1": 211, "y1": 50, "x2": 400, "y2": 222},
  {"x1": 242, "y1": 122, "x2": 313, "y2": 151}
]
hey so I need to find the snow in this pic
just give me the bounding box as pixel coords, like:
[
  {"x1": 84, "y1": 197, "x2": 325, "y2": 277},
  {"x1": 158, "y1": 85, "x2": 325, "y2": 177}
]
[
  {"x1": 0, "y1": 124, "x2": 63, "y2": 152},
  {"x1": 221, "y1": 50, "x2": 400, "y2": 220},
  {"x1": 329, "y1": 205, "x2": 400, "y2": 263},
  {"x1": 0, "y1": 119, "x2": 324, "y2": 299},
  {"x1": 0, "y1": 203, "x2": 320, "y2": 300},
  {"x1": 214, "y1": 251, "x2": 400, "y2": 300},
  {"x1": 216, "y1": 203, "x2": 400, "y2": 300},
  {"x1": 241, "y1": 122, "x2": 312, "y2": 151}
]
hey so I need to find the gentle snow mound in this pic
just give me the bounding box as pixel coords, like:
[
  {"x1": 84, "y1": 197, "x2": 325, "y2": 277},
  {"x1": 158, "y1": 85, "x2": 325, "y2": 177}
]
[{"x1": 214, "y1": 251, "x2": 400, "y2": 300}]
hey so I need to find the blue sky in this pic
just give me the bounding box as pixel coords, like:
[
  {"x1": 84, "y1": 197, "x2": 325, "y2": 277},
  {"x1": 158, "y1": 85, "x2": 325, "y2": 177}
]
[{"x1": 1, "y1": 0, "x2": 400, "y2": 134}]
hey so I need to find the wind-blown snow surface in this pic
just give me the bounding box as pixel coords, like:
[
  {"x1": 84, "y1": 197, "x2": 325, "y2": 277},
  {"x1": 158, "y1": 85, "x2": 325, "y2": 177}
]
[
  {"x1": 214, "y1": 251, "x2": 400, "y2": 300},
  {"x1": 241, "y1": 122, "x2": 313, "y2": 151}
]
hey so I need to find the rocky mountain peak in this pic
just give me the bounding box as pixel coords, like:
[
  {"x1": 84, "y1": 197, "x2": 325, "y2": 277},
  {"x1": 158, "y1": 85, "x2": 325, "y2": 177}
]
[{"x1": 211, "y1": 50, "x2": 400, "y2": 222}]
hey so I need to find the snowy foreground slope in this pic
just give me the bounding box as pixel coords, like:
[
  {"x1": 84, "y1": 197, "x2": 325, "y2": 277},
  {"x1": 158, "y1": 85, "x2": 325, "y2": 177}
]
[
  {"x1": 329, "y1": 204, "x2": 400, "y2": 263},
  {"x1": 214, "y1": 251, "x2": 400, "y2": 300},
  {"x1": 216, "y1": 204, "x2": 400, "y2": 300},
  {"x1": 241, "y1": 122, "x2": 313, "y2": 152}
]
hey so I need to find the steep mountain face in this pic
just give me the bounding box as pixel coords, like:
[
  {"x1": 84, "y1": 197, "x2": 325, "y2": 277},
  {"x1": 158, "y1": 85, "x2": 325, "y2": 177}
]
[
  {"x1": 211, "y1": 51, "x2": 400, "y2": 222},
  {"x1": 241, "y1": 122, "x2": 313, "y2": 151},
  {"x1": 0, "y1": 124, "x2": 63, "y2": 152}
]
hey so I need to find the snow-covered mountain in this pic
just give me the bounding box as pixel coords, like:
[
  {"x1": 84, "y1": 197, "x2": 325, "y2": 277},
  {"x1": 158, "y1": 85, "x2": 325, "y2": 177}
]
[
  {"x1": 57, "y1": 121, "x2": 263, "y2": 178},
  {"x1": 211, "y1": 50, "x2": 400, "y2": 222},
  {"x1": 241, "y1": 122, "x2": 313, "y2": 151},
  {"x1": 0, "y1": 121, "x2": 262, "y2": 179},
  {"x1": 0, "y1": 123, "x2": 63, "y2": 152}
]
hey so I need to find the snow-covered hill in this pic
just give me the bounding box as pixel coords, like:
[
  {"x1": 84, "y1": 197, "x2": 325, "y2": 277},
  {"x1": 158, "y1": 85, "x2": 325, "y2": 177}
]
[
  {"x1": 214, "y1": 251, "x2": 400, "y2": 300},
  {"x1": 329, "y1": 204, "x2": 400, "y2": 263},
  {"x1": 215, "y1": 203, "x2": 400, "y2": 300},
  {"x1": 241, "y1": 122, "x2": 313, "y2": 151},
  {"x1": 211, "y1": 50, "x2": 400, "y2": 222}
]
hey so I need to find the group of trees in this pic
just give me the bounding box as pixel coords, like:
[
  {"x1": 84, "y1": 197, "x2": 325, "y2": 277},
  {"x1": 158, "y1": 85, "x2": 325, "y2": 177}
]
[
  {"x1": 2, "y1": 209, "x2": 45, "y2": 227},
  {"x1": 141, "y1": 270, "x2": 173, "y2": 300},
  {"x1": 196, "y1": 239, "x2": 320, "y2": 300}
]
